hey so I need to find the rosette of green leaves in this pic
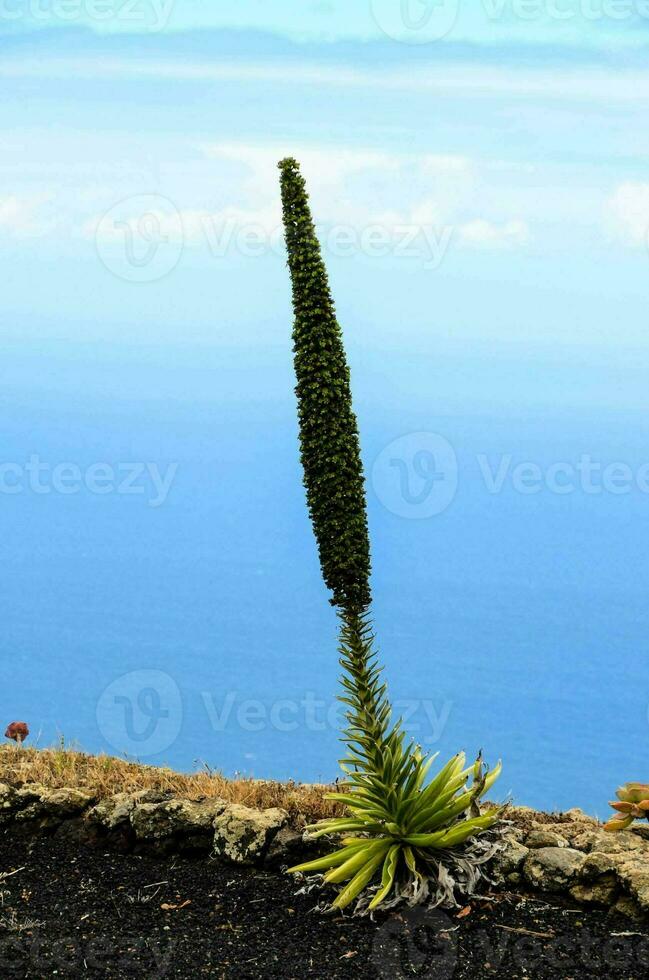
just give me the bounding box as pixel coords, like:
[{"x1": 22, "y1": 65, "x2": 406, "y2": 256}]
[{"x1": 288, "y1": 612, "x2": 502, "y2": 910}]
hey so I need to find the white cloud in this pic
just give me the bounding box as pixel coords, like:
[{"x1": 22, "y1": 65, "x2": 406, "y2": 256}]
[
  {"x1": 458, "y1": 218, "x2": 530, "y2": 250},
  {"x1": 202, "y1": 142, "x2": 400, "y2": 189},
  {"x1": 0, "y1": 195, "x2": 54, "y2": 239},
  {"x1": 196, "y1": 142, "x2": 529, "y2": 253},
  {"x1": 81, "y1": 142, "x2": 531, "y2": 260},
  {"x1": 606, "y1": 182, "x2": 649, "y2": 247},
  {"x1": 0, "y1": 58, "x2": 647, "y2": 107}
]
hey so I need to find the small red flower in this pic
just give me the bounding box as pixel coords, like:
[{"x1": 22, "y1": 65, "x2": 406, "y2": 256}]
[{"x1": 5, "y1": 721, "x2": 29, "y2": 744}]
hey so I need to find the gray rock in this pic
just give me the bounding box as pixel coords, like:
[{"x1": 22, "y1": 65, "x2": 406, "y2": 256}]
[
  {"x1": 631, "y1": 824, "x2": 649, "y2": 842},
  {"x1": 14, "y1": 783, "x2": 47, "y2": 807},
  {"x1": 523, "y1": 847, "x2": 585, "y2": 892},
  {"x1": 579, "y1": 850, "x2": 617, "y2": 881},
  {"x1": 264, "y1": 825, "x2": 306, "y2": 867},
  {"x1": 614, "y1": 853, "x2": 649, "y2": 913},
  {"x1": 525, "y1": 829, "x2": 569, "y2": 849},
  {"x1": 14, "y1": 787, "x2": 94, "y2": 825},
  {"x1": 86, "y1": 790, "x2": 168, "y2": 831},
  {"x1": 490, "y1": 839, "x2": 529, "y2": 886},
  {"x1": 130, "y1": 797, "x2": 227, "y2": 840},
  {"x1": 584, "y1": 830, "x2": 645, "y2": 857},
  {"x1": 569, "y1": 830, "x2": 601, "y2": 853},
  {"x1": 614, "y1": 894, "x2": 644, "y2": 920},
  {"x1": 561, "y1": 808, "x2": 598, "y2": 825},
  {"x1": 213, "y1": 804, "x2": 288, "y2": 865},
  {"x1": 0, "y1": 782, "x2": 18, "y2": 824},
  {"x1": 570, "y1": 874, "x2": 618, "y2": 906}
]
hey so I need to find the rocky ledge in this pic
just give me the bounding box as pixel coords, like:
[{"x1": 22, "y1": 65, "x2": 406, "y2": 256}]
[
  {"x1": 0, "y1": 781, "x2": 304, "y2": 867},
  {"x1": 1, "y1": 783, "x2": 647, "y2": 918},
  {"x1": 492, "y1": 806, "x2": 649, "y2": 919}
]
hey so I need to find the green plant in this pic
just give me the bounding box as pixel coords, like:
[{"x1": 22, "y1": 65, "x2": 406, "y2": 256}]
[
  {"x1": 278, "y1": 157, "x2": 502, "y2": 912},
  {"x1": 604, "y1": 783, "x2": 649, "y2": 831},
  {"x1": 289, "y1": 610, "x2": 502, "y2": 910}
]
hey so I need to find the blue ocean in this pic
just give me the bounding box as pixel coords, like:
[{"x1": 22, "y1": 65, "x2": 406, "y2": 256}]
[{"x1": 3, "y1": 330, "x2": 648, "y2": 819}]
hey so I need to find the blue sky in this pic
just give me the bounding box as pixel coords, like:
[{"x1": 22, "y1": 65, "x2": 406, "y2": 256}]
[{"x1": 1, "y1": 2, "x2": 649, "y2": 414}]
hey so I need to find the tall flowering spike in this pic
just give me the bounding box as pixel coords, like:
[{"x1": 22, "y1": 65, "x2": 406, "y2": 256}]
[
  {"x1": 278, "y1": 157, "x2": 371, "y2": 612},
  {"x1": 279, "y1": 159, "x2": 501, "y2": 912}
]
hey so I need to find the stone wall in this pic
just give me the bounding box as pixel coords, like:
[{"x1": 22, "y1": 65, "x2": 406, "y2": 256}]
[
  {"x1": 1, "y1": 782, "x2": 648, "y2": 918},
  {"x1": 492, "y1": 807, "x2": 649, "y2": 919},
  {"x1": 0, "y1": 782, "x2": 304, "y2": 867}
]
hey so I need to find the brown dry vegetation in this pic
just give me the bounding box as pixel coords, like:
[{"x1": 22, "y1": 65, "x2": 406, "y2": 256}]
[
  {"x1": 0, "y1": 747, "x2": 581, "y2": 831},
  {"x1": 0, "y1": 745, "x2": 342, "y2": 822}
]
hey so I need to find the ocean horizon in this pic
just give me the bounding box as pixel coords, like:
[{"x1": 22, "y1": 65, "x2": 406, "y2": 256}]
[{"x1": 4, "y1": 335, "x2": 647, "y2": 819}]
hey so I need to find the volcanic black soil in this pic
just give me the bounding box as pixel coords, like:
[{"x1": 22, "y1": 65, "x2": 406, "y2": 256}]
[{"x1": 0, "y1": 829, "x2": 647, "y2": 979}]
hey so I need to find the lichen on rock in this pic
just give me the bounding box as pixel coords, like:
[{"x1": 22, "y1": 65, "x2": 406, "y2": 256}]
[
  {"x1": 130, "y1": 797, "x2": 227, "y2": 840},
  {"x1": 524, "y1": 846, "x2": 586, "y2": 892},
  {"x1": 86, "y1": 791, "x2": 163, "y2": 832},
  {"x1": 213, "y1": 804, "x2": 289, "y2": 865},
  {"x1": 14, "y1": 786, "x2": 94, "y2": 826}
]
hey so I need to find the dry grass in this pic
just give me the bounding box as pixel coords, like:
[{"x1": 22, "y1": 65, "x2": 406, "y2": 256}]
[
  {"x1": 0, "y1": 748, "x2": 568, "y2": 829},
  {"x1": 0, "y1": 745, "x2": 342, "y2": 822}
]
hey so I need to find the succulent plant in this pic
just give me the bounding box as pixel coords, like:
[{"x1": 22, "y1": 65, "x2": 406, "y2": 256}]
[
  {"x1": 604, "y1": 783, "x2": 649, "y2": 832},
  {"x1": 278, "y1": 158, "x2": 503, "y2": 912},
  {"x1": 287, "y1": 611, "x2": 503, "y2": 911}
]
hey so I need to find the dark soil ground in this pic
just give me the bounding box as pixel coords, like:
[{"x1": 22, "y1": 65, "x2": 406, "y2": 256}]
[{"x1": 1, "y1": 829, "x2": 648, "y2": 979}]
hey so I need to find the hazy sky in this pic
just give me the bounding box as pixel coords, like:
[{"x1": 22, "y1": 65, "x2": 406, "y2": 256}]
[{"x1": 2, "y1": 1, "x2": 649, "y2": 416}]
